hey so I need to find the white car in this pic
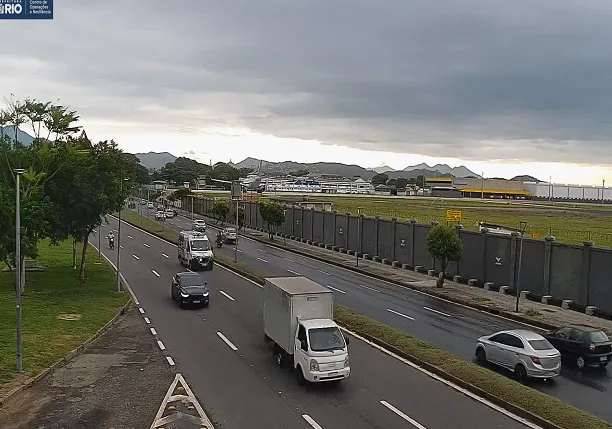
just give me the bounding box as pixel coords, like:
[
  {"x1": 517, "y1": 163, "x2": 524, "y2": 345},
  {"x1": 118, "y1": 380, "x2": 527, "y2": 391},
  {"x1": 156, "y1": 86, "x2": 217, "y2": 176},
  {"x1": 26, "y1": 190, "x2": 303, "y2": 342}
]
[
  {"x1": 155, "y1": 210, "x2": 166, "y2": 221},
  {"x1": 193, "y1": 219, "x2": 207, "y2": 232},
  {"x1": 164, "y1": 209, "x2": 175, "y2": 218},
  {"x1": 223, "y1": 227, "x2": 237, "y2": 244},
  {"x1": 147, "y1": 202, "x2": 154, "y2": 209}
]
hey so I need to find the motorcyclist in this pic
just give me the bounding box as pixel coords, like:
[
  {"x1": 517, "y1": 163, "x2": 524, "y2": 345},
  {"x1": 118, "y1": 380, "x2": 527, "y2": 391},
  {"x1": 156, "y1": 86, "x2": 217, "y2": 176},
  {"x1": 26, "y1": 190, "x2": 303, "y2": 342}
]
[
  {"x1": 216, "y1": 231, "x2": 223, "y2": 246},
  {"x1": 107, "y1": 231, "x2": 115, "y2": 249}
]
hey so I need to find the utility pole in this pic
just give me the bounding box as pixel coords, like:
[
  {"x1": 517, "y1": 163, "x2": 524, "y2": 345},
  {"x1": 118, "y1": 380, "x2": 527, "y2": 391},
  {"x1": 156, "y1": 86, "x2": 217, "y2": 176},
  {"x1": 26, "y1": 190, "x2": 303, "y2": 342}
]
[
  {"x1": 549, "y1": 176, "x2": 552, "y2": 202},
  {"x1": 357, "y1": 207, "x2": 362, "y2": 266},
  {"x1": 98, "y1": 224, "x2": 101, "y2": 262},
  {"x1": 234, "y1": 199, "x2": 239, "y2": 263},
  {"x1": 602, "y1": 179, "x2": 606, "y2": 204},
  {"x1": 14, "y1": 168, "x2": 25, "y2": 373},
  {"x1": 481, "y1": 171, "x2": 484, "y2": 199},
  {"x1": 116, "y1": 178, "x2": 128, "y2": 293},
  {"x1": 514, "y1": 221, "x2": 528, "y2": 313},
  {"x1": 191, "y1": 195, "x2": 194, "y2": 223}
]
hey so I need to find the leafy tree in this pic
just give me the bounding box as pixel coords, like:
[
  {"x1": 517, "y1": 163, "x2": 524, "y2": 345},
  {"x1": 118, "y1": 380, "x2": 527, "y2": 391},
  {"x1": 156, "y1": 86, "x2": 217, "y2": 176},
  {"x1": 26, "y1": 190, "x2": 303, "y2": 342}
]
[
  {"x1": 372, "y1": 173, "x2": 389, "y2": 186},
  {"x1": 289, "y1": 169, "x2": 309, "y2": 177},
  {"x1": 259, "y1": 201, "x2": 286, "y2": 240},
  {"x1": 210, "y1": 199, "x2": 229, "y2": 224},
  {"x1": 172, "y1": 187, "x2": 192, "y2": 200},
  {"x1": 396, "y1": 177, "x2": 409, "y2": 189},
  {"x1": 426, "y1": 225, "x2": 463, "y2": 288}
]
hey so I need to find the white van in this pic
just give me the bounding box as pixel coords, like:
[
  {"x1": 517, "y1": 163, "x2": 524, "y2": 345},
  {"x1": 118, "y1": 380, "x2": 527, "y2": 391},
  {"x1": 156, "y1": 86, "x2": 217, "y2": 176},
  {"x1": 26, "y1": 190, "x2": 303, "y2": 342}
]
[{"x1": 178, "y1": 231, "x2": 214, "y2": 271}]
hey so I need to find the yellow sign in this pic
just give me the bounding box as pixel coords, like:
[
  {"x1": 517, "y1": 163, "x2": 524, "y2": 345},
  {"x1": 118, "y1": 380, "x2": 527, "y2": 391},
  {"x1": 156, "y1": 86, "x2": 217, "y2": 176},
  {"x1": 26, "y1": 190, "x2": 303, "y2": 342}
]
[{"x1": 445, "y1": 209, "x2": 462, "y2": 222}]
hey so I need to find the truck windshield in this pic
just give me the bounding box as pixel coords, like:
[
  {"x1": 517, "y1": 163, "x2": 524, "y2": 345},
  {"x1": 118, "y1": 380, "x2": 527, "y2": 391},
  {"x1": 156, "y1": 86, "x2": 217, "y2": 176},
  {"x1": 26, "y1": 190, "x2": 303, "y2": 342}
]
[
  {"x1": 190, "y1": 239, "x2": 211, "y2": 251},
  {"x1": 308, "y1": 327, "x2": 345, "y2": 351}
]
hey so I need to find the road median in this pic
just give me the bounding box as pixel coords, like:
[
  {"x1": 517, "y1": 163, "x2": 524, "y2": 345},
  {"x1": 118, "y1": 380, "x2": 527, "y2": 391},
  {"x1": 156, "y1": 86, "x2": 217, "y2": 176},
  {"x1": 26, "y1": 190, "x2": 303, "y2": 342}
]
[
  {"x1": 120, "y1": 209, "x2": 611, "y2": 429},
  {"x1": 0, "y1": 238, "x2": 131, "y2": 404}
]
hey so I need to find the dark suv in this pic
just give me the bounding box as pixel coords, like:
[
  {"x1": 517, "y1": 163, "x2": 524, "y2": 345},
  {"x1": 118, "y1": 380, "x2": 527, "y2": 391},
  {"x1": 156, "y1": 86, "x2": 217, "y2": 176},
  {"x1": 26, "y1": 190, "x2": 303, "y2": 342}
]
[
  {"x1": 543, "y1": 325, "x2": 612, "y2": 369},
  {"x1": 171, "y1": 272, "x2": 210, "y2": 308}
]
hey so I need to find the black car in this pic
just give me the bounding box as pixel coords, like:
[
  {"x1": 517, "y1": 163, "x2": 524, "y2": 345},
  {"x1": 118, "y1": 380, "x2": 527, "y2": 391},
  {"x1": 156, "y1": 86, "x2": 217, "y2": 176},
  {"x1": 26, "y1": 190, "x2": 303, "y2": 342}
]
[
  {"x1": 171, "y1": 272, "x2": 210, "y2": 308},
  {"x1": 543, "y1": 325, "x2": 612, "y2": 369}
]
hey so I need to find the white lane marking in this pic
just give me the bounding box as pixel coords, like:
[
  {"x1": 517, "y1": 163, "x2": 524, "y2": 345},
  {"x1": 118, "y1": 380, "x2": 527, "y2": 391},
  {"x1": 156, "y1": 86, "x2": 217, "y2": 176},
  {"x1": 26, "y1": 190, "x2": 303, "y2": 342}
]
[
  {"x1": 143, "y1": 243, "x2": 150, "y2": 248},
  {"x1": 88, "y1": 240, "x2": 138, "y2": 305},
  {"x1": 387, "y1": 308, "x2": 414, "y2": 320},
  {"x1": 157, "y1": 340, "x2": 166, "y2": 350},
  {"x1": 151, "y1": 269, "x2": 160, "y2": 277},
  {"x1": 166, "y1": 356, "x2": 175, "y2": 366},
  {"x1": 144, "y1": 317, "x2": 151, "y2": 324},
  {"x1": 139, "y1": 308, "x2": 145, "y2": 314},
  {"x1": 380, "y1": 401, "x2": 427, "y2": 429},
  {"x1": 162, "y1": 253, "x2": 169, "y2": 258},
  {"x1": 150, "y1": 328, "x2": 157, "y2": 335},
  {"x1": 302, "y1": 414, "x2": 324, "y2": 429},
  {"x1": 110, "y1": 217, "x2": 540, "y2": 429},
  {"x1": 168, "y1": 221, "x2": 173, "y2": 225},
  {"x1": 423, "y1": 306, "x2": 452, "y2": 317},
  {"x1": 339, "y1": 327, "x2": 544, "y2": 429},
  {"x1": 219, "y1": 290, "x2": 235, "y2": 301},
  {"x1": 127, "y1": 235, "x2": 133, "y2": 239},
  {"x1": 358, "y1": 284, "x2": 381, "y2": 293},
  {"x1": 287, "y1": 269, "x2": 301, "y2": 275},
  {"x1": 317, "y1": 269, "x2": 331, "y2": 275},
  {"x1": 237, "y1": 249, "x2": 242, "y2": 252},
  {"x1": 327, "y1": 285, "x2": 346, "y2": 294},
  {"x1": 217, "y1": 331, "x2": 238, "y2": 351},
  {"x1": 257, "y1": 248, "x2": 266, "y2": 253},
  {"x1": 284, "y1": 257, "x2": 296, "y2": 263},
  {"x1": 132, "y1": 254, "x2": 140, "y2": 260},
  {"x1": 119, "y1": 245, "x2": 124, "y2": 249},
  {"x1": 257, "y1": 257, "x2": 268, "y2": 263}
]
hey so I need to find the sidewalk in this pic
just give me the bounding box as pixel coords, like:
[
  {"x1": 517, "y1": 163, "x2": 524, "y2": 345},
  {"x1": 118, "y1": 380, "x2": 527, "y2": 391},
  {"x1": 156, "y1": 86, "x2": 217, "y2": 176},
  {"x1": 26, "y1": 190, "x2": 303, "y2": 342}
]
[{"x1": 0, "y1": 308, "x2": 175, "y2": 429}]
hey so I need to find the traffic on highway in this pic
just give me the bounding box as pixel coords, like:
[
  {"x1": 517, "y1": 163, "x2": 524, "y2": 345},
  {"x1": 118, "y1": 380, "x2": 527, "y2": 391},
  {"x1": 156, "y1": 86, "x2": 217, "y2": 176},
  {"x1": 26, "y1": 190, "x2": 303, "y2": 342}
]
[
  {"x1": 133, "y1": 202, "x2": 612, "y2": 423},
  {"x1": 95, "y1": 211, "x2": 536, "y2": 429}
]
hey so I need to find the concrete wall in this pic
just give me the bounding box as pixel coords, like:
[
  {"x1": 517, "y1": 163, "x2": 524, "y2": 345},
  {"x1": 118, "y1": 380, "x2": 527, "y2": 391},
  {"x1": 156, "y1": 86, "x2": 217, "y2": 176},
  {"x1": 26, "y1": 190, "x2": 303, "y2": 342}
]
[{"x1": 187, "y1": 198, "x2": 612, "y2": 316}]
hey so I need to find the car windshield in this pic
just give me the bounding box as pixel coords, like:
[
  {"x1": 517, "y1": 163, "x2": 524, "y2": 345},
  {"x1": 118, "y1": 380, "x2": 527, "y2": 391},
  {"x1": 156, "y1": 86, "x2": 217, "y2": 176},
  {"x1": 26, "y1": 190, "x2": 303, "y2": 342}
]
[
  {"x1": 226, "y1": 229, "x2": 236, "y2": 233},
  {"x1": 190, "y1": 239, "x2": 211, "y2": 251},
  {"x1": 528, "y1": 339, "x2": 555, "y2": 350},
  {"x1": 587, "y1": 331, "x2": 609, "y2": 343},
  {"x1": 308, "y1": 327, "x2": 346, "y2": 351},
  {"x1": 180, "y1": 275, "x2": 203, "y2": 287},
  {"x1": 194, "y1": 221, "x2": 205, "y2": 224}
]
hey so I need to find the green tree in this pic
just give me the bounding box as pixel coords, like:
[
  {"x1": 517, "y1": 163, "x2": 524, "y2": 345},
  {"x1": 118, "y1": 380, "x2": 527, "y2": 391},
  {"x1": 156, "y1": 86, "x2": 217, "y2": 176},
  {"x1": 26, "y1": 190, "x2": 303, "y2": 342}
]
[
  {"x1": 172, "y1": 187, "x2": 192, "y2": 200},
  {"x1": 371, "y1": 173, "x2": 389, "y2": 186},
  {"x1": 259, "y1": 201, "x2": 286, "y2": 239},
  {"x1": 426, "y1": 224, "x2": 463, "y2": 287},
  {"x1": 210, "y1": 199, "x2": 229, "y2": 224},
  {"x1": 395, "y1": 177, "x2": 409, "y2": 189}
]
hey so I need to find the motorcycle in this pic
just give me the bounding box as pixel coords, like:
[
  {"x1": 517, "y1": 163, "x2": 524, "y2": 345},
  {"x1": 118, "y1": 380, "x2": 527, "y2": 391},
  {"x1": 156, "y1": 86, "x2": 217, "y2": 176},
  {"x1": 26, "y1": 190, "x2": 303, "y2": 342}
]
[
  {"x1": 216, "y1": 236, "x2": 223, "y2": 248},
  {"x1": 108, "y1": 237, "x2": 115, "y2": 250}
]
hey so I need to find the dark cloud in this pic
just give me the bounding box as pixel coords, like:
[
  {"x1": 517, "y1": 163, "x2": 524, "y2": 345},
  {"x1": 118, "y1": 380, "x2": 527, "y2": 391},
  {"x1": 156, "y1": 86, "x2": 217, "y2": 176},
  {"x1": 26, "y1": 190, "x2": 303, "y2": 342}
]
[{"x1": 1, "y1": 0, "x2": 612, "y2": 164}]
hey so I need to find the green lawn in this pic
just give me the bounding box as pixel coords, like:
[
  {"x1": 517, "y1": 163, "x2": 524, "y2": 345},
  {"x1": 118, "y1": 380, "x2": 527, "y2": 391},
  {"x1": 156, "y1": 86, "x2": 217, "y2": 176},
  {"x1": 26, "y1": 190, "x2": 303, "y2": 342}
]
[{"x1": 0, "y1": 239, "x2": 129, "y2": 390}]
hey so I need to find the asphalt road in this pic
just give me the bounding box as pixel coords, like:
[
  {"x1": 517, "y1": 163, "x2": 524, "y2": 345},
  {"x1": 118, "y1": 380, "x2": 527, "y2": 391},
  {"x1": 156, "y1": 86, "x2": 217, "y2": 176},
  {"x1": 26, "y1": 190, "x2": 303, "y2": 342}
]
[
  {"x1": 138, "y1": 207, "x2": 612, "y2": 422},
  {"x1": 97, "y1": 215, "x2": 533, "y2": 429}
]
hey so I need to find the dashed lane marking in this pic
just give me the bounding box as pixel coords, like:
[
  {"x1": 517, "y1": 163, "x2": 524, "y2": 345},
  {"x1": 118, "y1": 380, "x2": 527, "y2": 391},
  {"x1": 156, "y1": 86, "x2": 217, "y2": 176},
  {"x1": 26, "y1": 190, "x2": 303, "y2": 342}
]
[
  {"x1": 257, "y1": 257, "x2": 268, "y2": 263},
  {"x1": 144, "y1": 243, "x2": 150, "y2": 248},
  {"x1": 162, "y1": 253, "x2": 169, "y2": 258},
  {"x1": 387, "y1": 308, "x2": 414, "y2": 320},
  {"x1": 327, "y1": 285, "x2": 346, "y2": 294},
  {"x1": 152, "y1": 269, "x2": 160, "y2": 277},
  {"x1": 132, "y1": 254, "x2": 140, "y2": 260},
  {"x1": 157, "y1": 340, "x2": 166, "y2": 350},
  {"x1": 219, "y1": 290, "x2": 235, "y2": 301},
  {"x1": 150, "y1": 327, "x2": 157, "y2": 335},
  {"x1": 423, "y1": 306, "x2": 452, "y2": 317},
  {"x1": 216, "y1": 331, "x2": 238, "y2": 351},
  {"x1": 380, "y1": 400, "x2": 428, "y2": 429}
]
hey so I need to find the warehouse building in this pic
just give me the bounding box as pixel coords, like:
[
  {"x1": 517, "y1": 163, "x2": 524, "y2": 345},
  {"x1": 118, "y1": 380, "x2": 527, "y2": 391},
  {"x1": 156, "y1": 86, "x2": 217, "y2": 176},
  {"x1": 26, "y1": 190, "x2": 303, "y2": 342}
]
[{"x1": 426, "y1": 177, "x2": 529, "y2": 199}]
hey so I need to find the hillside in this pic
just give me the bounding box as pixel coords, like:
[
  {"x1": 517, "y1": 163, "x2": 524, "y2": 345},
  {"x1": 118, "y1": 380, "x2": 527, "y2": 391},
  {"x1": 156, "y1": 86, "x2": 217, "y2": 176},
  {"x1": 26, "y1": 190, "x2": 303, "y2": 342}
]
[
  {"x1": 403, "y1": 163, "x2": 479, "y2": 178},
  {"x1": 134, "y1": 152, "x2": 177, "y2": 170},
  {"x1": 231, "y1": 158, "x2": 377, "y2": 179},
  {"x1": 0, "y1": 126, "x2": 35, "y2": 146},
  {"x1": 511, "y1": 175, "x2": 541, "y2": 182}
]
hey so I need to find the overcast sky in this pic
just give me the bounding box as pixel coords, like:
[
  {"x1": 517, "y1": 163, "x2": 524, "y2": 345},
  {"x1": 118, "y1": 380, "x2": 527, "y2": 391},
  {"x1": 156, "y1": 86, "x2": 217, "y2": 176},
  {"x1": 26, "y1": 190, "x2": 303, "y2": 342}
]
[{"x1": 2, "y1": 0, "x2": 612, "y2": 184}]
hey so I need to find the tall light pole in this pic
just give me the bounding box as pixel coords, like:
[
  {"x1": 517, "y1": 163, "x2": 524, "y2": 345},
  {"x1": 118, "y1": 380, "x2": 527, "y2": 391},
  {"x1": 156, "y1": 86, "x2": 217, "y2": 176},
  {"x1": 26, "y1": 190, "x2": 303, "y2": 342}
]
[
  {"x1": 116, "y1": 178, "x2": 128, "y2": 293},
  {"x1": 191, "y1": 195, "x2": 194, "y2": 223},
  {"x1": 357, "y1": 207, "x2": 362, "y2": 266},
  {"x1": 14, "y1": 168, "x2": 25, "y2": 373},
  {"x1": 98, "y1": 223, "x2": 101, "y2": 262},
  {"x1": 514, "y1": 221, "x2": 528, "y2": 313},
  {"x1": 234, "y1": 199, "x2": 239, "y2": 263}
]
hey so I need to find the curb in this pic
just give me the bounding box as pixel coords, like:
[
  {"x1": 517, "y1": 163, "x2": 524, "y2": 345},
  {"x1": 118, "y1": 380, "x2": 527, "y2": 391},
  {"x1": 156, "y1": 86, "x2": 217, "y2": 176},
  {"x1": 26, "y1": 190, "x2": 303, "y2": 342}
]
[
  {"x1": 0, "y1": 298, "x2": 133, "y2": 408},
  {"x1": 345, "y1": 328, "x2": 563, "y2": 429}
]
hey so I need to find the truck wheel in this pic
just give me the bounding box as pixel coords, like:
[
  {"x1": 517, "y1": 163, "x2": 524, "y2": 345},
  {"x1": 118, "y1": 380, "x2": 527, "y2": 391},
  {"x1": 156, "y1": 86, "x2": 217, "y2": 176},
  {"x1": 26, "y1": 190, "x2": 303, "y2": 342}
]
[
  {"x1": 296, "y1": 365, "x2": 307, "y2": 385},
  {"x1": 276, "y1": 352, "x2": 284, "y2": 367}
]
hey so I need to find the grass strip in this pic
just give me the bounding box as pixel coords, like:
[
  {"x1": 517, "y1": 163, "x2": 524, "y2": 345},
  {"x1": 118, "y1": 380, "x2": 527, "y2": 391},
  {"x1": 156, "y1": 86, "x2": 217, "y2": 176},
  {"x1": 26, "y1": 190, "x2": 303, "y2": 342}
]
[
  {"x1": 121, "y1": 208, "x2": 612, "y2": 429},
  {"x1": 0, "y1": 239, "x2": 130, "y2": 390}
]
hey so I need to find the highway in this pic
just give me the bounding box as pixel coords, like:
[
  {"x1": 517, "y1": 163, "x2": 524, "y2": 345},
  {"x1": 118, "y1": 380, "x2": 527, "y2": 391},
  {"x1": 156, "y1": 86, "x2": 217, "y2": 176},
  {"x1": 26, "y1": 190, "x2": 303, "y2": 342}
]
[
  {"x1": 139, "y1": 207, "x2": 612, "y2": 422},
  {"x1": 96, "y1": 215, "x2": 534, "y2": 429}
]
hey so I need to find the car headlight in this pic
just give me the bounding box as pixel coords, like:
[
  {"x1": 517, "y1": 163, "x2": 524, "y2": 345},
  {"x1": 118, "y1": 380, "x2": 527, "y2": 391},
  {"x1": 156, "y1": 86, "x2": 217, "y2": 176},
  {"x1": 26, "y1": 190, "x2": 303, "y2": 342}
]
[
  {"x1": 202, "y1": 291, "x2": 209, "y2": 296},
  {"x1": 309, "y1": 359, "x2": 319, "y2": 371},
  {"x1": 344, "y1": 355, "x2": 349, "y2": 368},
  {"x1": 180, "y1": 292, "x2": 189, "y2": 298}
]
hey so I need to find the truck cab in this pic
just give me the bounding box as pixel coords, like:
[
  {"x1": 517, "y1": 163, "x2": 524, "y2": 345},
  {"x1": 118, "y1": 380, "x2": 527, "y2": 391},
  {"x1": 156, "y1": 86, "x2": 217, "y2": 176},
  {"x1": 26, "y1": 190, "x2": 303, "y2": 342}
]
[
  {"x1": 294, "y1": 319, "x2": 350, "y2": 383},
  {"x1": 178, "y1": 231, "x2": 214, "y2": 271}
]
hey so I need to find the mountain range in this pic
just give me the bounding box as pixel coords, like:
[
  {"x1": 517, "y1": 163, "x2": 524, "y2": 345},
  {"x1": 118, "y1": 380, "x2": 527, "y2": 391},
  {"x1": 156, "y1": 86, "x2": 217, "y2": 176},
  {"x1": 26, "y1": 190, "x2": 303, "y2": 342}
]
[
  {"x1": 1, "y1": 126, "x2": 35, "y2": 146},
  {"x1": 134, "y1": 152, "x2": 177, "y2": 170}
]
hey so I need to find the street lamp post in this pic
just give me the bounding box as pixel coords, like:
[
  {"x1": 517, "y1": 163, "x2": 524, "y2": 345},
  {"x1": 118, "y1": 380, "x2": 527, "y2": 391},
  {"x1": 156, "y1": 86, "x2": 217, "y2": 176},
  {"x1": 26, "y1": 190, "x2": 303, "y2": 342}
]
[
  {"x1": 514, "y1": 221, "x2": 528, "y2": 313},
  {"x1": 98, "y1": 223, "x2": 101, "y2": 262},
  {"x1": 283, "y1": 210, "x2": 287, "y2": 246},
  {"x1": 234, "y1": 199, "x2": 239, "y2": 263},
  {"x1": 14, "y1": 168, "x2": 25, "y2": 373},
  {"x1": 191, "y1": 195, "x2": 194, "y2": 223},
  {"x1": 357, "y1": 207, "x2": 362, "y2": 266},
  {"x1": 116, "y1": 178, "x2": 128, "y2": 293}
]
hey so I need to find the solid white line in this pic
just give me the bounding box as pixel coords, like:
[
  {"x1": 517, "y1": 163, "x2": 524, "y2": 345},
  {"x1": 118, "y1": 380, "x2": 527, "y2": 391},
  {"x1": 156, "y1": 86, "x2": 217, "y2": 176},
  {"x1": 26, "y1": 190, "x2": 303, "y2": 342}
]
[
  {"x1": 359, "y1": 284, "x2": 381, "y2": 293},
  {"x1": 219, "y1": 290, "x2": 235, "y2": 301},
  {"x1": 216, "y1": 331, "x2": 238, "y2": 351},
  {"x1": 380, "y1": 401, "x2": 427, "y2": 429},
  {"x1": 127, "y1": 235, "x2": 133, "y2": 239},
  {"x1": 387, "y1": 308, "x2": 414, "y2": 320},
  {"x1": 132, "y1": 254, "x2": 140, "y2": 260},
  {"x1": 166, "y1": 356, "x2": 175, "y2": 366},
  {"x1": 157, "y1": 340, "x2": 166, "y2": 350},
  {"x1": 152, "y1": 269, "x2": 160, "y2": 277},
  {"x1": 302, "y1": 414, "x2": 323, "y2": 429},
  {"x1": 327, "y1": 285, "x2": 346, "y2": 294},
  {"x1": 287, "y1": 269, "x2": 301, "y2": 275},
  {"x1": 423, "y1": 306, "x2": 452, "y2": 317},
  {"x1": 144, "y1": 243, "x2": 150, "y2": 248},
  {"x1": 317, "y1": 269, "x2": 331, "y2": 275},
  {"x1": 144, "y1": 317, "x2": 151, "y2": 324},
  {"x1": 257, "y1": 257, "x2": 268, "y2": 263},
  {"x1": 139, "y1": 308, "x2": 145, "y2": 314},
  {"x1": 338, "y1": 327, "x2": 543, "y2": 429},
  {"x1": 162, "y1": 253, "x2": 169, "y2": 258},
  {"x1": 150, "y1": 328, "x2": 157, "y2": 335}
]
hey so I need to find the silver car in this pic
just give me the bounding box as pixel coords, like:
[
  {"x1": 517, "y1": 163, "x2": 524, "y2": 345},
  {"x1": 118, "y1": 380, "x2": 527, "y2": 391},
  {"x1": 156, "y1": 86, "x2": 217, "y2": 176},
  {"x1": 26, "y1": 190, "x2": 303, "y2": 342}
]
[{"x1": 476, "y1": 329, "x2": 561, "y2": 381}]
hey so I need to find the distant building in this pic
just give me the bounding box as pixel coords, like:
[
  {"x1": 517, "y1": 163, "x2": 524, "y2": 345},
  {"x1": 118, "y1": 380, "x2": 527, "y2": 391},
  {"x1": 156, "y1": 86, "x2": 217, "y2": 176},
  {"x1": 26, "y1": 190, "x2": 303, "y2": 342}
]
[{"x1": 152, "y1": 180, "x2": 168, "y2": 191}]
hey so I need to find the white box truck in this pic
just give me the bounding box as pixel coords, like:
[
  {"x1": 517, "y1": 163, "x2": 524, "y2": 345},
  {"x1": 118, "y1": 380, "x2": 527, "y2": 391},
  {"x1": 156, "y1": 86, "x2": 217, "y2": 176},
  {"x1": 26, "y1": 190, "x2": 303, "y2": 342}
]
[{"x1": 263, "y1": 276, "x2": 350, "y2": 384}]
